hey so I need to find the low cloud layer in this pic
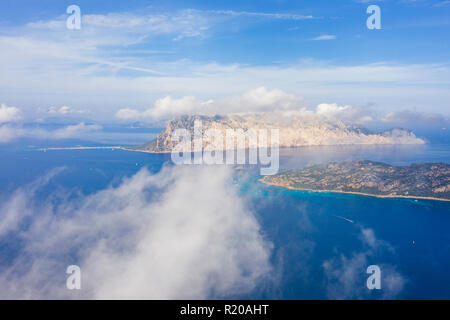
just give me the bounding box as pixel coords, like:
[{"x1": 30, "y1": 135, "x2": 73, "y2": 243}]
[
  {"x1": 114, "y1": 87, "x2": 377, "y2": 124},
  {"x1": 114, "y1": 87, "x2": 449, "y2": 136},
  {"x1": 115, "y1": 87, "x2": 301, "y2": 120},
  {"x1": 0, "y1": 122, "x2": 102, "y2": 143},
  {"x1": 0, "y1": 165, "x2": 272, "y2": 299},
  {"x1": 0, "y1": 103, "x2": 101, "y2": 143},
  {"x1": 42, "y1": 105, "x2": 89, "y2": 116},
  {"x1": 382, "y1": 110, "x2": 449, "y2": 127}
]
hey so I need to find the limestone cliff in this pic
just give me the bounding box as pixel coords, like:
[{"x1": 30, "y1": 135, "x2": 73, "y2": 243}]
[{"x1": 134, "y1": 114, "x2": 425, "y2": 152}]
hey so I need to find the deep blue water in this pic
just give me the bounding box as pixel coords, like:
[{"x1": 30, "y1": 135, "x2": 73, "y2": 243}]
[
  {"x1": 247, "y1": 184, "x2": 450, "y2": 299},
  {"x1": 0, "y1": 138, "x2": 449, "y2": 299}
]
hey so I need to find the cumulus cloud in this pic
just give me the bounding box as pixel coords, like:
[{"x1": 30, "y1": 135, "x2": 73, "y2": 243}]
[
  {"x1": 115, "y1": 96, "x2": 200, "y2": 120},
  {"x1": 112, "y1": 86, "x2": 448, "y2": 139},
  {"x1": 115, "y1": 87, "x2": 301, "y2": 120},
  {"x1": 323, "y1": 226, "x2": 406, "y2": 299},
  {"x1": 43, "y1": 106, "x2": 88, "y2": 116},
  {"x1": 115, "y1": 88, "x2": 377, "y2": 126},
  {"x1": 148, "y1": 96, "x2": 202, "y2": 118},
  {"x1": 0, "y1": 166, "x2": 272, "y2": 299},
  {"x1": 232, "y1": 87, "x2": 299, "y2": 112},
  {"x1": 0, "y1": 104, "x2": 21, "y2": 123},
  {"x1": 315, "y1": 103, "x2": 373, "y2": 123},
  {"x1": 0, "y1": 104, "x2": 102, "y2": 143}
]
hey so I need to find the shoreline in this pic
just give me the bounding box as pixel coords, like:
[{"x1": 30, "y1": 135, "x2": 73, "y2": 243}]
[
  {"x1": 40, "y1": 141, "x2": 429, "y2": 154},
  {"x1": 39, "y1": 146, "x2": 171, "y2": 154},
  {"x1": 259, "y1": 179, "x2": 450, "y2": 202},
  {"x1": 40, "y1": 146, "x2": 449, "y2": 203}
]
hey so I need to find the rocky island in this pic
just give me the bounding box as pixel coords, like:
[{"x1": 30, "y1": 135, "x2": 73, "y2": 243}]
[
  {"x1": 131, "y1": 114, "x2": 425, "y2": 153},
  {"x1": 261, "y1": 160, "x2": 450, "y2": 201}
]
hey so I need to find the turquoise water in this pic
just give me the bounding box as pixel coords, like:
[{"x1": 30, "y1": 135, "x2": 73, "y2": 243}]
[{"x1": 0, "y1": 140, "x2": 449, "y2": 299}]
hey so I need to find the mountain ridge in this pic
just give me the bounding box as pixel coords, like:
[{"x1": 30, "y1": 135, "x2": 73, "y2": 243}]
[{"x1": 132, "y1": 114, "x2": 425, "y2": 153}]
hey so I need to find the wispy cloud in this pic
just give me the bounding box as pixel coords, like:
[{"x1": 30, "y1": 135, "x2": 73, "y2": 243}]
[
  {"x1": 0, "y1": 122, "x2": 102, "y2": 143},
  {"x1": 381, "y1": 110, "x2": 449, "y2": 125},
  {"x1": 0, "y1": 8, "x2": 449, "y2": 120},
  {"x1": 310, "y1": 34, "x2": 336, "y2": 41},
  {"x1": 211, "y1": 10, "x2": 313, "y2": 20},
  {"x1": 27, "y1": 9, "x2": 212, "y2": 41},
  {"x1": 434, "y1": 0, "x2": 450, "y2": 7},
  {"x1": 323, "y1": 226, "x2": 406, "y2": 299}
]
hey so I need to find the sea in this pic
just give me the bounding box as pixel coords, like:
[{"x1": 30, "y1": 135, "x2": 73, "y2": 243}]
[{"x1": 0, "y1": 126, "x2": 449, "y2": 299}]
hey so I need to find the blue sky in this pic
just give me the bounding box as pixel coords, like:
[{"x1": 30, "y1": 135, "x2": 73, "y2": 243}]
[
  {"x1": 2, "y1": 0, "x2": 450, "y2": 64},
  {"x1": 0, "y1": 0, "x2": 449, "y2": 123}
]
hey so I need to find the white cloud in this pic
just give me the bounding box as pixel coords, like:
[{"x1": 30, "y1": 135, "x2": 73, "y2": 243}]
[
  {"x1": 148, "y1": 95, "x2": 200, "y2": 118},
  {"x1": 0, "y1": 125, "x2": 25, "y2": 143},
  {"x1": 44, "y1": 106, "x2": 88, "y2": 115},
  {"x1": 211, "y1": 10, "x2": 314, "y2": 20},
  {"x1": 323, "y1": 226, "x2": 406, "y2": 299},
  {"x1": 115, "y1": 96, "x2": 199, "y2": 120},
  {"x1": 27, "y1": 9, "x2": 211, "y2": 42},
  {"x1": 235, "y1": 87, "x2": 299, "y2": 111},
  {"x1": 0, "y1": 167, "x2": 65, "y2": 236},
  {"x1": 0, "y1": 103, "x2": 102, "y2": 143},
  {"x1": 115, "y1": 108, "x2": 144, "y2": 121},
  {"x1": 310, "y1": 35, "x2": 337, "y2": 41},
  {"x1": 114, "y1": 88, "x2": 378, "y2": 127},
  {"x1": 51, "y1": 122, "x2": 102, "y2": 139},
  {"x1": 115, "y1": 87, "x2": 301, "y2": 120},
  {"x1": 3, "y1": 48, "x2": 448, "y2": 120},
  {"x1": 0, "y1": 104, "x2": 21, "y2": 123},
  {"x1": 315, "y1": 103, "x2": 373, "y2": 123},
  {"x1": 316, "y1": 103, "x2": 351, "y2": 115},
  {"x1": 381, "y1": 110, "x2": 448, "y2": 125},
  {"x1": 111, "y1": 87, "x2": 446, "y2": 132},
  {"x1": 0, "y1": 122, "x2": 102, "y2": 143},
  {"x1": 0, "y1": 166, "x2": 272, "y2": 299}
]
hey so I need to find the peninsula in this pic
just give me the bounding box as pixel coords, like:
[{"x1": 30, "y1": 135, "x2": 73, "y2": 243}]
[{"x1": 260, "y1": 160, "x2": 450, "y2": 201}]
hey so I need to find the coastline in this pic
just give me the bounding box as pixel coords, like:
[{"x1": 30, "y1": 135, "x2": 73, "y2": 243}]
[
  {"x1": 259, "y1": 178, "x2": 450, "y2": 202},
  {"x1": 39, "y1": 146, "x2": 171, "y2": 154},
  {"x1": 41, "y1": 142, "x2": 428, "y2": 154},
  {"x1": 41, "y1": 146, "x2": 449, "y2": 203}
]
